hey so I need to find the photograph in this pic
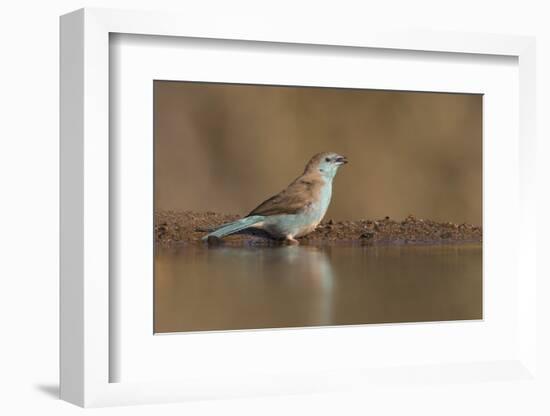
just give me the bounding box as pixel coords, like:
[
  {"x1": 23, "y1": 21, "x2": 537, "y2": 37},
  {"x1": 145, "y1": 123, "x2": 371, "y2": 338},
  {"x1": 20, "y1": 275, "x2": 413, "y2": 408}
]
[{"x1": 153, "y1": 81, "x2": 483, "y2": 333}]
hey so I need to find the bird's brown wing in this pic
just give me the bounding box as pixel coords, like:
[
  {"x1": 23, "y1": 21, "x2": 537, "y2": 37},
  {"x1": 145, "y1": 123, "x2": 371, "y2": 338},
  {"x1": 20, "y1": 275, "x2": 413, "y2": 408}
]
[{"x1": 247, "y1": 175, "x2": 323, "y2": 217}]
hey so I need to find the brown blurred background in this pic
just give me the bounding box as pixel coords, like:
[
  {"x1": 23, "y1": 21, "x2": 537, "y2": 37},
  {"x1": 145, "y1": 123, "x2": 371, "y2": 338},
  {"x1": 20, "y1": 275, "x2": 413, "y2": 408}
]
[{"x1": 154, "y1": 81, "x2": 482, "y2": 225}]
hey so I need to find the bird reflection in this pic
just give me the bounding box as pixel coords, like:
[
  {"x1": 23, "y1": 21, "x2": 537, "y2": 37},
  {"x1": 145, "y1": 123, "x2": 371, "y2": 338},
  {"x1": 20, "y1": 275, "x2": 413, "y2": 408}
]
[{"x1": 205, "y1": 245, "x2": 335, "y2": 327}]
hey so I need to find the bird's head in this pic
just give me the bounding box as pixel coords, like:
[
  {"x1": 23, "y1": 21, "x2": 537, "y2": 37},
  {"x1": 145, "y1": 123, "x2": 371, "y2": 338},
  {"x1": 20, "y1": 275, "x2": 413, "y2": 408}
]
[{"x1": 304, "y1": 152, "x2": 348, "y2": 179}]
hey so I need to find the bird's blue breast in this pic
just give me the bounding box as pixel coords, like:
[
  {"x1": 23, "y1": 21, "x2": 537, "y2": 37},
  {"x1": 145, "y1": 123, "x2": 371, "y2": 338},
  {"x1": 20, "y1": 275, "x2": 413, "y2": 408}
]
[{"x1": 260, "y1": 180, "x2": 333, "y2": 238}]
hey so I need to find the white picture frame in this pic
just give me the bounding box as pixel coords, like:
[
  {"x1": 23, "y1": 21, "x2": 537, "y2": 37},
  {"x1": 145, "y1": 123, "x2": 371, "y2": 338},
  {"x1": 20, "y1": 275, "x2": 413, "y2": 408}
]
[{"x1": 60, "y1": 7, "x2": 538, "y2": 408}]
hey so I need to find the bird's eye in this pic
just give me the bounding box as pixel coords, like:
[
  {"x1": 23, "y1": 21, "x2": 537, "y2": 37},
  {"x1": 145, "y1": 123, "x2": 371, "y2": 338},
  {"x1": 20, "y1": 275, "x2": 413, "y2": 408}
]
[{"x1": 325, "y1": 157, "x2": 331, "y2": 162}]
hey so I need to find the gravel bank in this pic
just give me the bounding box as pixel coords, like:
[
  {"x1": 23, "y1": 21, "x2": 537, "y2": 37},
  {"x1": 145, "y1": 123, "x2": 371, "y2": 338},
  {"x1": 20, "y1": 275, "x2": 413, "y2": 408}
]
[{"x1": 155, "y1": 211, "x2": 482, "y2": 246}]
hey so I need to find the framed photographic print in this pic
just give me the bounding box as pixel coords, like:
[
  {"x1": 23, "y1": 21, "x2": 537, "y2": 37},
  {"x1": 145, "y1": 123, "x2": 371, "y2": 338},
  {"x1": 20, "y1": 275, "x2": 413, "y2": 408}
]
[
  {"x1": 60, "y1": 8, "x2": 538, "y2": 408},
  {"x1": 152, "y1": 81, "x2": 483, "y2": 334}
]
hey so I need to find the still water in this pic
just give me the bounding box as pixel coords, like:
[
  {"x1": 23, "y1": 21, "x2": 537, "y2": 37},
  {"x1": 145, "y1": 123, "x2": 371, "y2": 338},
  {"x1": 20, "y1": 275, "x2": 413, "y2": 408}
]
[{"x1": 154, "y1": 244, "x2": 482, "y2": 333}]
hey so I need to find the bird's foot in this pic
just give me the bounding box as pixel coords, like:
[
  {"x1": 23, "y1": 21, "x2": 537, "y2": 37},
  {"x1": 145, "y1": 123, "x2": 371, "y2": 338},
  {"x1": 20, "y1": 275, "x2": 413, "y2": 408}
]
[{"x1": 284, "y1": 236, "x2": 300, "y2": 245}]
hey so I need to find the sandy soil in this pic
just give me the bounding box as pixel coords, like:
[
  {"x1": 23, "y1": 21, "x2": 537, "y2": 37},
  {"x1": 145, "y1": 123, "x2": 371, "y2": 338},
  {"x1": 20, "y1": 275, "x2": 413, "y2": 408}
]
[{"x1": 155, "y1": 211, "x2": 482, "y2": 246}]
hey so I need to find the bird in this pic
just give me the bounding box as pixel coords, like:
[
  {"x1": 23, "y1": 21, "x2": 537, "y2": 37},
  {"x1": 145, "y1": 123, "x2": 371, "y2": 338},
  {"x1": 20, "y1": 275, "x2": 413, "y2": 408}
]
[{"x1": 202, "y1": 152, "x2": 348, "y2": 244}]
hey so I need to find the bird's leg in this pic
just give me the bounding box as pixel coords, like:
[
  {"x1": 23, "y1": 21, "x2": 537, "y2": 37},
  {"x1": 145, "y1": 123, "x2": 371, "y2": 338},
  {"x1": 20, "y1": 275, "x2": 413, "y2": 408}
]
[{"x1": 284, "y1": 235, "x2": 300, "y2": 245}]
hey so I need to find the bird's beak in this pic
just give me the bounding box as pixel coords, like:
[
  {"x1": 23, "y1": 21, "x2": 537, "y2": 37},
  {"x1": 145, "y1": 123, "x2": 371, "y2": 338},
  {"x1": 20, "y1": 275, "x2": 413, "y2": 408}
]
[{"x1": 336, "y1": 156, "x2": 348, "y2": 165}]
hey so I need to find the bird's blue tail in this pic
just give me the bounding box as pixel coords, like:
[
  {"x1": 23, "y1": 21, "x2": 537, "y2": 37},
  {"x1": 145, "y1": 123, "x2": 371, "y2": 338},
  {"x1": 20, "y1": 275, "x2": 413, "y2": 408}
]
[{"x1": 202, "y1": 216, "x2": 264, "y2": 241}]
